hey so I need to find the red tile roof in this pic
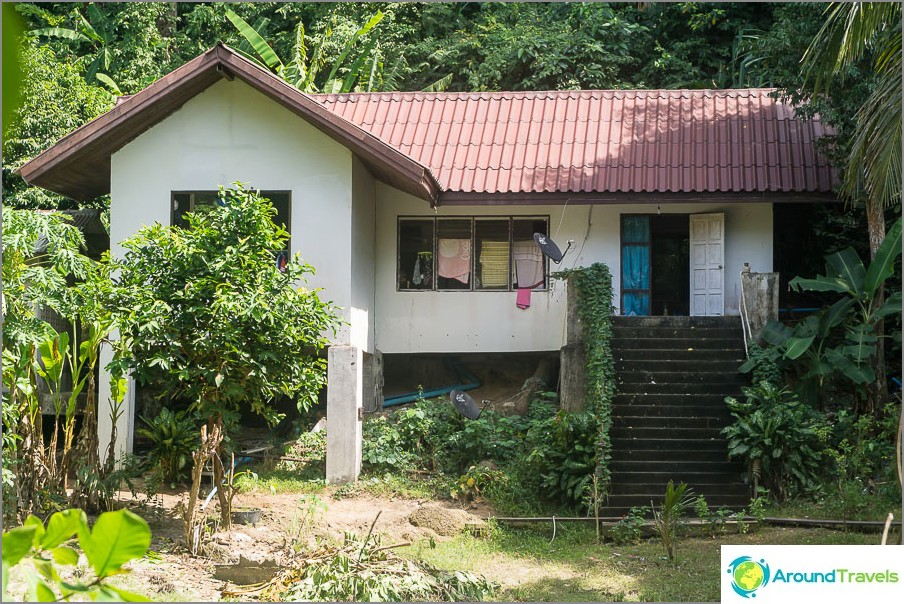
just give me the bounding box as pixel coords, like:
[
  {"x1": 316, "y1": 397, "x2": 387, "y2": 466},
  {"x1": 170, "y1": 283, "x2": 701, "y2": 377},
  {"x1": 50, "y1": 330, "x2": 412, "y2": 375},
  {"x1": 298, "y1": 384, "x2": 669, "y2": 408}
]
[
  {"x1": 20, "y1": 44, "x2": 835, "y2": 204},
  {"x1": 315, "y1": 89, "x2": 834, "y2": 196}
]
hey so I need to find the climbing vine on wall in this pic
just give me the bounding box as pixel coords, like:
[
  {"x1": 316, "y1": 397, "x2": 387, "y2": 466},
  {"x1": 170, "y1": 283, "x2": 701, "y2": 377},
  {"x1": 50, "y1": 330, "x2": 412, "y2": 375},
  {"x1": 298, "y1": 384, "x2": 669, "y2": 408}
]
[{"x1": 554, "y1": 263, "x2": 616, "y2": 498}]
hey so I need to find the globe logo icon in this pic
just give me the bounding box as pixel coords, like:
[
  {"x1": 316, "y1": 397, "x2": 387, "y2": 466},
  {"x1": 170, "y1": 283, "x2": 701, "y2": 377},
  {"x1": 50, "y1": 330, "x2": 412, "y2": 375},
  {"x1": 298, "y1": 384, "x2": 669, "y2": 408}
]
[{"x1": 727, "y1": 556, "x2": 770, "y2": 598}]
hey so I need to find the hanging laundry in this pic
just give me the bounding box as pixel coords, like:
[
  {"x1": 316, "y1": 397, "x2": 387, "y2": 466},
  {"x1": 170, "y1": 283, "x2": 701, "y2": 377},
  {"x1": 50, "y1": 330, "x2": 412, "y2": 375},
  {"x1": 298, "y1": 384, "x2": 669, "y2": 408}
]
[
  {"x1": 438, "y1": 238, "x2": 471, "y2": 284},
  {"x1": 516, "y1": 287, "x2": 532, "y2": 309},
  {"x1": 412, "y1": 255, "x2": 424, "y2": 285},
  {"x1": 513, "y1": 240, "x2": 544, "y2": 289}
]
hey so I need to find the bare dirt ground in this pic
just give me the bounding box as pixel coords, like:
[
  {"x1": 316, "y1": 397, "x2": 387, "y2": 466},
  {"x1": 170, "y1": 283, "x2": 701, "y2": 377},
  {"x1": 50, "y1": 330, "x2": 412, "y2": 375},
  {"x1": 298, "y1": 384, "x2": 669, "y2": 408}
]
[{"x1": 113, "y1": 486, "x2": 494, "y2": 601}]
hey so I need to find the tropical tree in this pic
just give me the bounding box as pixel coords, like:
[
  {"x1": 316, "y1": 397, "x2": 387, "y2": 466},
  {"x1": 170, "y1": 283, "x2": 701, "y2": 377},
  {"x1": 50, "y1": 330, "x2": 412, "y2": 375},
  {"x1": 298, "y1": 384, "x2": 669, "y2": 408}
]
[
  {"x1": 758, "y1": 218, "x2": 902, "y2": 411},
  {"x1": 108, "y1": 184, "x2": 338, "y2": 541},
  {"x1": 2, "y1": 42, "x2": 113, "y2": 210},
  {"x1": 801, "y1": 2, "x2": 901, "y2": 257}
]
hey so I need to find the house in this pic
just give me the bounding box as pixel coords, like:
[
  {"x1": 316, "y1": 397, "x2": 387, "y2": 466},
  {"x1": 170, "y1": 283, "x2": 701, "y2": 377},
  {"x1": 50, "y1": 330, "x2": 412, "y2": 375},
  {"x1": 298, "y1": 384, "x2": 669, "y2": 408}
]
[{"x1": 19, "y1": 44, "x2": 835, "y2": 485}]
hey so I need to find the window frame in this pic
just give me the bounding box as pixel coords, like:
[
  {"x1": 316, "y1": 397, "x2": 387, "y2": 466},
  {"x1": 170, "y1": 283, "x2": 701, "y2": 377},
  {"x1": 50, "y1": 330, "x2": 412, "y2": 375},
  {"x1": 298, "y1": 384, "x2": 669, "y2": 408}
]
[
  {"x1": 396, "y1": 215, "x2": 550, "y2": 293},
  {"x1": 170, "y1": 189, "x2": 292, "y2": 250},
  {"x1": 170, "y1": 189, "x2": 292, "y2": 232}
]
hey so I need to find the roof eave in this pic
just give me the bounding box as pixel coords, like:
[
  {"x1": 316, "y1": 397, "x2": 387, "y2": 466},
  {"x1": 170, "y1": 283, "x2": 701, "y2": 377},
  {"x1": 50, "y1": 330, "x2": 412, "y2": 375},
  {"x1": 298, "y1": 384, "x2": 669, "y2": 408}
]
[{"x1": 18, "y1": 43, "x2": 439, "y2": 205}]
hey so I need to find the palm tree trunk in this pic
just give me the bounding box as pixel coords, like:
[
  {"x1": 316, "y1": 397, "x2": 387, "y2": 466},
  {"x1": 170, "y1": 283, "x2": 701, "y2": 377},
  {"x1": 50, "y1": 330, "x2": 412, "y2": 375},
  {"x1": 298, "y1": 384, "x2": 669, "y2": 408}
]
[{"x1": 866, "y1": 198, "x2": 888, "y2": 412}]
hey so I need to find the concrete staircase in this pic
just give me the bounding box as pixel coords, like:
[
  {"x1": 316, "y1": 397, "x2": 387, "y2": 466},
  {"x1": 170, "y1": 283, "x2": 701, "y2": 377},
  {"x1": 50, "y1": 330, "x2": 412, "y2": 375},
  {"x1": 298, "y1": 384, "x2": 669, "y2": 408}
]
[{"x1": 604, "y1": 316, "x2": 750, "y2": 516}]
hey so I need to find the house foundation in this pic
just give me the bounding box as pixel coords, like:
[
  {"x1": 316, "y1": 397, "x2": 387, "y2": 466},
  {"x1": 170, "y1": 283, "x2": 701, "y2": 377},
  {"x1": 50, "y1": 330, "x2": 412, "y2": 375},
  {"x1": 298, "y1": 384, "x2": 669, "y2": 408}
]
[{"x1": 325, "y1": 345, "x2": 363, "y2": 484}]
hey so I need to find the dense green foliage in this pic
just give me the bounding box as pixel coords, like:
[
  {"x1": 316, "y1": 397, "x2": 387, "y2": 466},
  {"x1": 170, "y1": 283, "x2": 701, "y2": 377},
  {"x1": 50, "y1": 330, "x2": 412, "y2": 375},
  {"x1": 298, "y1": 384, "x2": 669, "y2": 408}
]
[
  {"x1": 752, "y1": 218, "x2": 901, "y2": 409},
  {"x1": 1, "y1": 508, "x2": 150, "y2": 601},
  {"x1": 6, "y1": 2, "x2": 828, "y2": 210},
  {"x1": 723, "y1": 383, "x2": 826, "y2": 502},
  {"x1": 1, "y1": 209, "x2": 117, "y2": 519},
  {"x1": 2, "y1": 42, "x2": 113, "y2": 210},
  {"x1": 362, "y1": 396, "x2": 598, "y2": 513},
  {"x1": 109, "y1": 184, "x2": 338, "y2": 423},
  {"x1": 558, "y1": 263, "x2": 616, "y2": 496}
]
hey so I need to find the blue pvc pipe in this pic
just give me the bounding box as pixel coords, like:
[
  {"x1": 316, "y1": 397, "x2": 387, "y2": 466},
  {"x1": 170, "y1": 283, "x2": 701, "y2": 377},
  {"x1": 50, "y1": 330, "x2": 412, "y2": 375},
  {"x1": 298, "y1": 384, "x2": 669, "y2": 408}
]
[{"x1": 382, "y1": 361, "x2": 481, "y2": 407}]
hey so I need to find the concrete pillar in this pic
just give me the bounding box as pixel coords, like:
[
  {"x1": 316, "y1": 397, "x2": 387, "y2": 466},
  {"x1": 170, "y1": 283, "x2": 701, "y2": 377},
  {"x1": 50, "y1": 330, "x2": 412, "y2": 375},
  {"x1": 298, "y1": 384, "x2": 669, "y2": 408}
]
[
  {"x1": 740, "y1": 271, "x2": 779, "y2": 342},
  {"x1": 96, "y1": 339, "x2": 134, "y2": 465},
  {"x1": 326, "y1": 345, "x2": 363, "y2": 484},
  {"x1": 362, "y1": 349, "x2": 384, "y2": 413},
  {"x1": 560, "y1": 276, "x2": 586, "y2": 411}
]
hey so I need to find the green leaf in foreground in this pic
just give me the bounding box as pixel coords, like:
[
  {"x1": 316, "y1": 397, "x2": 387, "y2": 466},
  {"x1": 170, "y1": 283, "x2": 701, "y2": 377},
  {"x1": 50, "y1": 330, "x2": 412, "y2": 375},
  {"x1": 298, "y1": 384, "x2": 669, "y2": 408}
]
[{"x1": 78, "y1": 509, "x2": 151, "y2": 578}]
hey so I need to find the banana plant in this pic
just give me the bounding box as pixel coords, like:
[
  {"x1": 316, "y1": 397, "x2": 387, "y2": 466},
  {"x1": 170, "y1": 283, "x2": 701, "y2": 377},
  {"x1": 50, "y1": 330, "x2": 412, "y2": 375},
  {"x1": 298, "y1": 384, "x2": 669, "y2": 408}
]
[
  {"x1": 226, "y1": 8, "x2": 451, "y2": 93},
  {"x1": 754, "y1": 218, "x2": 901, "y2": 402},
  {"x1": 30, "y1": 4, "x2": 121, "y2": 93},
  {"x1": 36, "y1": 331, "x2": 69, "y2": 484}
]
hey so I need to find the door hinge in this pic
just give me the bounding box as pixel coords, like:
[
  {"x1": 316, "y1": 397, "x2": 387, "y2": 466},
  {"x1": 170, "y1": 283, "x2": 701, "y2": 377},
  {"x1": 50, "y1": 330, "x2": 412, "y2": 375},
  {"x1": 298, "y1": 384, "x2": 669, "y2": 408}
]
[{"x1": 357, "y1": 407, "x2": 364, "y2": 421}]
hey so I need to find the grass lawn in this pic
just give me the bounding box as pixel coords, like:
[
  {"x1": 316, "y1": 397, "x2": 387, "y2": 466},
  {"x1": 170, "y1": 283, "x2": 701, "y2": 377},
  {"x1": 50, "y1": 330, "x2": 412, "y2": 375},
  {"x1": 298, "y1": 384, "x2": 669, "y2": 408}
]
[{"x1": 403, "y1": 522, "x2": 885, "y2": 602}]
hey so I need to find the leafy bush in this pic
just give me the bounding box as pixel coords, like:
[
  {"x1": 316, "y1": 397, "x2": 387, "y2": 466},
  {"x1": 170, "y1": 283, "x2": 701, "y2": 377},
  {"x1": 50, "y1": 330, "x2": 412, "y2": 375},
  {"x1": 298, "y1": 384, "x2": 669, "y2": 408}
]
[
  {"x1": 694, "y1": 495, "x2": 734, "y2": 538},
  {"x1": 820, "y1": 401, "x2": 902, "y2": 519},
  {"x1": 138, "y1": 407, "x2": 199, "y2": 486},
  {"x1": 739, "y1": 341, "x2": 785, "y2": 386},
  {"x1": 722, "y1": 382, "x2": 826, "y2": 501},
  {"x1": 451, "y1": 464, "x2": 507, "y2": 505},
  {"x1": 362, "y1": 415, "x2": 418, "y2": 473},
  {"x1": 521, "y1": 409, "x2": 598, "y2": 509},
  {"x1": 609, "y1": 506, "x2": 648, "y2": 545}
]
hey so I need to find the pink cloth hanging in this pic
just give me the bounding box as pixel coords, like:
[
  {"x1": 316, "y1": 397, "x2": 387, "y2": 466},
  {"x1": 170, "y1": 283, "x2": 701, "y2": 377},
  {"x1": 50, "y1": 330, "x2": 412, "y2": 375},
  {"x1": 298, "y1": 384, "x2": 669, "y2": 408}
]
[
  {"x1": 516, "y1": 287, "x2": 532, "y2": 309},
  {"x1": 437, "y1": 238, "x2": 471, "y2": 283}
]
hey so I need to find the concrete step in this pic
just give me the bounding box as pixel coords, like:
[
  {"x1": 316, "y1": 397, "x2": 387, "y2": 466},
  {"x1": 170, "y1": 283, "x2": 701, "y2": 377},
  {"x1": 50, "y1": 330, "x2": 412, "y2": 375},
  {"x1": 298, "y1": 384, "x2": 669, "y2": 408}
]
[
  {"x1": 611, "y1": 436, "x2": 728, "y2": 452},
  {"x1": 609, "y1": 459, "x2": 742, "y2": 473},
  {"x1": 612, "y1": 393, "x2": 733, "y2": 407},
  {"x1": 617, "y1": 382, "x2": 744, "y2": 396},
  {"x1": 601, "y1": 492, "x2": 752, "y2": 516},
  {"x1": 612, "y1": 337, "x2": 745, "y2": 351},
  {"x1": 612, "y1": 326, "x2": 743, "y2": 340},
  {"x1": 610, "y1": 426, "x2": 727, "y2": 440},
  {"x1": 615, "y1": 348, "x2": 746, "y2": 362},
  {"x1": 618, "y1": 371, "x2": 743, "y2": 385},
  {"x1": 610, "y1": 447, "x2": 732, "y2": 463},
  {"x1": 612, "y1": 316, "x2": 743, "y2": 329},
  {"x1": 614, "y1": 359, "x2": 744, "y2": 373},
  {"x1": 611, "y1": 415, "x2": 731, "y2": 430},
  {"x1": 609, "y1": 478, "x2": 746, "y2": 495}
]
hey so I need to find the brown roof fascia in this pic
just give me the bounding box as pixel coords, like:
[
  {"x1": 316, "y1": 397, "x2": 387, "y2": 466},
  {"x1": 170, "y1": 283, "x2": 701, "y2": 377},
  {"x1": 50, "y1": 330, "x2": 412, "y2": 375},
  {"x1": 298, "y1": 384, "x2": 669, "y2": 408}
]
[
  {"x1": 18, "y1": 43, "x2": 440, "y2": 205},
  {"x1": 212, "y1": 46, "x2": 440, "y2": 205},
  {"x1": 437, "y1": 190, "x2": 841, "y2": 206}
]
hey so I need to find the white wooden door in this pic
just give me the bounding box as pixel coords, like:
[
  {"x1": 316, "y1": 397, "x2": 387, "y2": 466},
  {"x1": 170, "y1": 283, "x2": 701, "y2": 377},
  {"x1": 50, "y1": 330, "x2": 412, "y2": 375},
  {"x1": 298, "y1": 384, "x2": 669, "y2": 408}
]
[{"x1": 690, "y1": 213, "x2": 724, "y2": 316}]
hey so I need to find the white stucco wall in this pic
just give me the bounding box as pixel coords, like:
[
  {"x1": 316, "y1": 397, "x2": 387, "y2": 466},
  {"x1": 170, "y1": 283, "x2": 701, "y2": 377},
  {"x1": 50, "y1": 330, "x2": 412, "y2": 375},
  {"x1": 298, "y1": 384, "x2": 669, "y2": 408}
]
[
  {"x1": 350, "y1": 157, "x2": 376, "y2": 352},
  {"x1": 374, "y1": 182, "x2": 773, "y2": 354},
  {"x1": 109, "y1": 78, "x2": 358, "y2": 344}
]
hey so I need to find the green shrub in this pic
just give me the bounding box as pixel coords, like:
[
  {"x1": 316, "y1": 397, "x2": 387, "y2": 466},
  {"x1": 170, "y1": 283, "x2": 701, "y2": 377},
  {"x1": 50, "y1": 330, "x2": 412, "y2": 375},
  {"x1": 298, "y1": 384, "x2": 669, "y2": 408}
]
[
  {"x1": 362, "y1": 415, "x2": 418, "y2": 473},
  {"x1": 521, "y1": 409, "x2": 598, "y2": 510},
  {"x1": 609, "y1": 506, "x2": 648, "y2": 545},
  {"x1": 722, "y1": 382, "x2": 825, "y2": 501},
  {"x1": 739, "y1": 342, "x2": 785, "y2": 386},
  {"x1": 137, "y1": 407, "x2": 199, "y2": 486}
]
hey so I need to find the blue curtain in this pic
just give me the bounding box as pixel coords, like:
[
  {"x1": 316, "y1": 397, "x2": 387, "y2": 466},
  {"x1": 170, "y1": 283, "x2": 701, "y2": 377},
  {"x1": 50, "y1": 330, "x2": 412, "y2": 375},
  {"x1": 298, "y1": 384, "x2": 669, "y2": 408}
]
[
  {"x1": 622, "y1": 215, "x2": 650, "y2": 243},
  {"x1": 622, "y1": 292, "x2": 650, "y2": 316},
  {"x1": 622, "y1": 244, "x2": 650, "y2": 290},
  {"x1": 622, "y1": 215, "x2": 650, "y2": 316}
]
